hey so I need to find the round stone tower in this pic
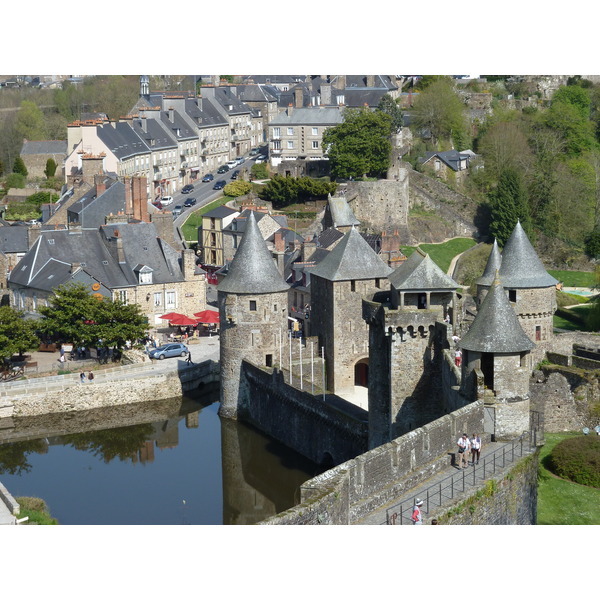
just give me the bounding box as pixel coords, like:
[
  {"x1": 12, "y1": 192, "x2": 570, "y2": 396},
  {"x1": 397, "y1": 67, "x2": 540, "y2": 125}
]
[
  {"x1": 217, "y1": 210, "x2": 290, "y2": 420},
  {"x1": 461, "y1": 271, "x2": 535, "y2": 440},
  {"x1": 477, "y1": 222, "x2": 557, "y2": 364}
]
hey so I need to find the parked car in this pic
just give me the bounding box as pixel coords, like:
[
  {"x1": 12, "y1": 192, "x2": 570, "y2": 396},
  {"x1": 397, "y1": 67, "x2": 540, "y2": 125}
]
[
  {"x1": 213, "y1": 180, "x2": 226, "y2": 190},
  {"x1": 160, "y1": 195, "x2": 174, "y2": 205},
  {"x1": 182, "y1": 184, "x2": 194, "y2": 194},
  {"x1": 226, "y1": 160, "x2": 238, "y2": 170},
  {"x1": 230, "y1": 170, "x2": 240, "y2": 180},
  {"x1": 236, "y1": 157, "x2": 245, "y2": 165},
  {"x1": 183, "y1": 197, "x2": 197, "y2": 207},
  {"x1": 255, "y1": 155, "x2": 267, "y2": 163},
  {"x1": 148, "y1": 343, "x2": 189, "y2": 360},
  {"x1": 217, "y1": 165, "x2": 229, "y2": 174},
  {"x1": 172, "y1": 205, "x2": 183, "y2": 217},
  {"x1": 202, "y1": 173, "x2": 214, "y2": 182},
  {"x1": 249, "y1": 148, "x2": 259, "y2": 156}
]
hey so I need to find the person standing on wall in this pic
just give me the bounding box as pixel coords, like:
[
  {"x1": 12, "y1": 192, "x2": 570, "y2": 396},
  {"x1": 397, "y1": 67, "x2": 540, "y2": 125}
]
[
  {"x1": 411, "y1": 499, "x2": 424, "y2": 525},
  {"x1": 457, "y1": 433, "x2": 470, "y2": 468},
  {"x1": 470, "y1": 433, "x2": 481, "y2": 465}
]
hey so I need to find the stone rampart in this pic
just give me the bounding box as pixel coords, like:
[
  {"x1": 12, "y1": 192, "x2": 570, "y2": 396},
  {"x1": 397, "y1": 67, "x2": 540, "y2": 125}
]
[
  {"x1": 241, "y1": 362, "x2": 368, "y2": 466},
  {"x1": 261, "y1": 401, "x2": 484, "y2": 524},
  {"x1": 0, "y1": 360, "x2": 219, "y2": 419}
]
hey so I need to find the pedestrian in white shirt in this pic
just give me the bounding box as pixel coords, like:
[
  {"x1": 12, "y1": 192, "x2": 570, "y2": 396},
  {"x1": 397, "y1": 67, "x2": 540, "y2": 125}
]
[
  {"x1": 457, "y1": 433, "x2": 470, "y2": 468},
  {"x1": 470, "y1": 433, "x2": 482, "y2": 465}
]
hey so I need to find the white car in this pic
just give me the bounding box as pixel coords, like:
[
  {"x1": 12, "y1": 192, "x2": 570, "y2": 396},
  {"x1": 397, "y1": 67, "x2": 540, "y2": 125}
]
[
  {"x1": 255, "y1": 155, "x2": 267, "y2": 163},
  {"x1": 226, "y1": 160, "x2": 238, "y2": 169},
  {"x1": 160, "y1": 196, "x2": 174, "y2": 206}
]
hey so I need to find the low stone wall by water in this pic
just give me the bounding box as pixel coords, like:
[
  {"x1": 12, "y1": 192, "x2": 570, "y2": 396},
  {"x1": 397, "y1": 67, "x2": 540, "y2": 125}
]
[{"x1": 0, "y1": 360, "x2": 219, "y2": 419}]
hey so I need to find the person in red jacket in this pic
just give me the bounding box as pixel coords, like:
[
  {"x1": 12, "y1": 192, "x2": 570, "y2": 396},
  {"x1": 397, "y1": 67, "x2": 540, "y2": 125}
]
[{"x1": 411, "y1": 499, "x2": 424, "y2": 525}]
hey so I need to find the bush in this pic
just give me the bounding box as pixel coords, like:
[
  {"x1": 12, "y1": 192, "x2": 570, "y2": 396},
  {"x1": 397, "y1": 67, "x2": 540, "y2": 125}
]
[
  {"x1": 546, "y1": 435, "x2": 600, "y2": 488},
  {"x1": 4, "y1": 173, "x2": 25, "y2": 189},
  {"x1": 584, "y1": 230, "x2": 600, "y2": 259},
  {"x1": 223, "y1": 180, "x2": 252, "y2": 198}
]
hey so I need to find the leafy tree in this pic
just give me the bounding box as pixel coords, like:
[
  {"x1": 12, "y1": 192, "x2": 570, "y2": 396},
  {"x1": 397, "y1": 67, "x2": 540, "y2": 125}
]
[
  {"x1": 258, "y1": 175, "x2": 337, "y2": 208},
  {"x1": 15, "y1": 100, "x2": 47, "y2": 141},
  {"x1": 0, "y1": 306, "x2": 40, "y2": 360},
  {"x1": 44, "y1": 158, "x2": 57, "y2": 178},
  {"x1": 410, "y1": 78, "x2": 469, "y2": 149},
  {"x1": 0, "y1": 158, "x2": 4, "y2": 176},
  {"x1": 377, "y1": 94, "x2": 403, "y2": 132},
  {"x1": 489, "y1": 168, "x2": 532, "y2": 246},
  {"x1": 584, "y1": 230, "x2": 600, "y2": 259},
  {"x1": 224, "y1": 180, "x2": 252, "y2": 198},
  {"x1": 322, "y1": 108, "x2": 393, "y2": 180},
  {"x1": 250, "y1": 162, "x2": 269, "y2": 180},
  {"x1": 12, "y1": 156, "x2": 28, "y2": 177},
  {"x1": 38, "y1": 283, "x2": 148, "y2": 351}
]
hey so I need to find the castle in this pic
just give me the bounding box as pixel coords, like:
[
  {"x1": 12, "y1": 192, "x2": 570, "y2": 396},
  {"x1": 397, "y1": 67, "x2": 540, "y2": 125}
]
[{"x1": 216, "y1": 201, "x2": 558, "y2": 465}]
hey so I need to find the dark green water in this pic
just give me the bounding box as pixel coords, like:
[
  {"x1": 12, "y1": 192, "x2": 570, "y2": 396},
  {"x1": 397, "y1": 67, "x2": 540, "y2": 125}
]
[{"x1": 0, "y1": 390, "x2": 320, "y2": 525}]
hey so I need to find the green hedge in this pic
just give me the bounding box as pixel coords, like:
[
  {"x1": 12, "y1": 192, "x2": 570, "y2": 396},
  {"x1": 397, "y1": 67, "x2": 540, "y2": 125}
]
[{"x1": 546, "y1": 435, "x2": 600, "y2": 488}]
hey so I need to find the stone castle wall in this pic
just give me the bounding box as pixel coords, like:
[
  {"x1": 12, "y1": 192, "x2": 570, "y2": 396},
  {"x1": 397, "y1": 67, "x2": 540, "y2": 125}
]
[{"x1": 260, "y1": 401, "x2": 484, "y2": 524}]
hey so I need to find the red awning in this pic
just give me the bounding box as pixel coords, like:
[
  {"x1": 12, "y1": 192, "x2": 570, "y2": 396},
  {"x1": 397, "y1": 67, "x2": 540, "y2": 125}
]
[{"x1": 194, "y1": 309, "x2": 220, "y2": 324}]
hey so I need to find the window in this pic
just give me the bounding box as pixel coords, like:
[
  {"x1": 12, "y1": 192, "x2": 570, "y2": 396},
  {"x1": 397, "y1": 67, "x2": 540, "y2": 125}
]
[
  {"x1": 154, "y1": 292, "x2": 162, "y2": 306},
  {"x1": 273, "y1": 140, "x2": 281, "y2": 150},
  {"x1": 287, "y1": 140, "x2": 294, "y2": 149},
  {"x1": 249, "y1": 300, "x2": 257, "y2": 311},
  {"x1": 166, "y1": 291, "x2": 176, "y2": 308},
  {"x1": 139, "y1": 271, "x2": 152, "y2": 284},
  {"x1": 535, "y1": 326, "x2": 541, "y2": 341},
  {"x1": 508, "y1": 289, "x2": 517, "y2": 302},
  {"x1": 312, "y1": 141, "x2": 319, "y2": 149},
  {"x1": 287, "y1": 127, "x2": 294, "y2": 135},
  {"x1": 312, "y1": 127, "x2": 318, "y2": 135},
  {"x1": 273, "y1": 127, "x2": 280, "y2": 138},
  {"x1": 119, "y1": 290, "x2": 128, "y2": 304}
]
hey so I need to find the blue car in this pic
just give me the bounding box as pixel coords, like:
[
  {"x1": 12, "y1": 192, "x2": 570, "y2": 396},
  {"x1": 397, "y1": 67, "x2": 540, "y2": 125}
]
[
  {"x1": 148, "y1": 343, "x2": 189, "y2": 360},
  {"x1": 213, "y1": 180, "x2": 226, "y2": 190},
  {"x1": 202, "y1": 173, "x2": 214, "y2": 182}
]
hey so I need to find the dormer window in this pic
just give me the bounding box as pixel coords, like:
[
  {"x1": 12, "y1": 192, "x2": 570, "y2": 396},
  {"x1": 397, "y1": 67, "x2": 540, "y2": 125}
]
[{"x1": 134, "y1": 264, "x2": 154, "y2": 285}]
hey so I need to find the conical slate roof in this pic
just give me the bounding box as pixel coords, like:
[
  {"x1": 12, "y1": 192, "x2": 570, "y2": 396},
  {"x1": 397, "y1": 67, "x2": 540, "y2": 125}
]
[
  {"x1": 309, "y1": 226, "x2": 393, "y2": 281},
  {"x1": 218, "y1": 210, "x2": 289, "y2": 294},
  {"x1": 499, "y1": 222, "x2": 557, "y2": 288},
  {"x1": 460, "y1": 272, "x2": 535, "y2": 354},
  {"x1": 477, "y1": 239, "x2": 502, "y2": 286},
  {"x1": 389, "y1": 249, "x2": 459, "y2": 291}
]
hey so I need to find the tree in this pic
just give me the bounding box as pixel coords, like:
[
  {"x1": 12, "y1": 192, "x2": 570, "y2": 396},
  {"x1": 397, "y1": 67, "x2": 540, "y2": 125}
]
[
  {"x1": 44, "y1": 158, "x2": 57, "y2": 178},
  {"x1": 12, "y1": 156, "x2": 28, "y2": 177},
  {"x1": 223, "y1": 180, "x2": 252, "y2": 198},
  {"x1": 258, "y1": 175, "x2": 337, "y2": 208},
  {"x1": 410, "y1": 78, "x2": 469, "y2": 149},
  {"x1": 251, "y1": 161, "x2": 268, "y2": 180},
  {"x1": 38, "y1": 283, "x2": 148, "y2": 351},
  {"x1": 0, "y1": 306, "x2": 40, "y2": 360},
  {"x1": 377, "y1": 94, "x2": 403, "y2": 133},
  {"x1": 322, "y1": 108, "x2": 393, "y2": 180},
  {"x1": 489, "y1": 168, "x2": 532, "y2": 246},
  {"x1": 15, "y1": 100, "x2": 47, "y2": 141}
]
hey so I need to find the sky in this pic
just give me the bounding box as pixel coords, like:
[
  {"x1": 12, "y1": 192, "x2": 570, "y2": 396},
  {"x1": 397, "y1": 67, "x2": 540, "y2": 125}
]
[{"x1": 5, "y1": 2, "x2": 599, "y2": 595}]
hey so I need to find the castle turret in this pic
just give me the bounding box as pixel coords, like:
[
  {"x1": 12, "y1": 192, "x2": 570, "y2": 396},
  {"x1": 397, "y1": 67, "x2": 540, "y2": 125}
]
[
  {"x1": 461, "y1": 271, "x2": 535, "y2": 439},
  {"x1": 218, "y1": 210, "x2": 290, "y2": 419},
  {"x1": 476, "y1": 238, "x2": 501, "y2": 299},
  {"x1": 310, "y1": 226, "x2": 392, "y2": 394},
  {"x1": 477, "y1": 222, "x2": 557, "y2": 363}
]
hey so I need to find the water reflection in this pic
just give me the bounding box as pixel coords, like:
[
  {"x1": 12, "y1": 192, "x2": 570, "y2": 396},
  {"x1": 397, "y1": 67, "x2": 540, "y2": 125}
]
[{"x1": 0, "y1": 389, "x2": 320, "y2": 525}]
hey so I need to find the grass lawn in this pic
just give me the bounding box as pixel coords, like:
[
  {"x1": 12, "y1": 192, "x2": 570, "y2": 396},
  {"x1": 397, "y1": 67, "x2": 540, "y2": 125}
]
[
  {"x1": 548, "y1": 269, "x2": 596, "y2": 288},
  {"x1": 537, "y1": 433, "x2": 600, "y2": 525},
  {"x1": 180, "y1": 196, "x2": 232, "y2": 241},
  {"x1": 400, "y1": 238, "x2": 477, "y2": 273},
  {"x1": 554, "y1": 303, "x2": 595, "y2": 331}
]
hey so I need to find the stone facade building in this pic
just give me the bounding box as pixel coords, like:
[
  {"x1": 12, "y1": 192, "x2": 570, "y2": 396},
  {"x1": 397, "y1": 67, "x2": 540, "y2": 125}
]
[{"x1": 20, "y1": 140, "x2": 67, "y2": 179}]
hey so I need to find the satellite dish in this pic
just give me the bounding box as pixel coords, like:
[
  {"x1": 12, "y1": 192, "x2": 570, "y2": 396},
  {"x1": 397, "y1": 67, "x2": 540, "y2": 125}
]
[{"x1": 583, "y1": 427, "x2": 590, "y2": 435}]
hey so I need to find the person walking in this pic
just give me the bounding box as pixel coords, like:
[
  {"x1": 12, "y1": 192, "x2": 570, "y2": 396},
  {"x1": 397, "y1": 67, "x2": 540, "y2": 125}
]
[
  {"x1": 411, "y1": 499, "x2": 424, "y2": 525},
  {"x1": 79, "y1": 371, "x2": 86, "y2": 384},
  {"x1": 88, "y1": 371, "x2": 95, "y2": 383},
  {"x1": 470, "y1": 433, "x2": 482, "y2": 465},
  {"x1": 457, "y1": 433, "x2": 470, "y2": 468},
  {"x1": 186, "y1": 351, "x2": 193, "y2": 365},
  {"x1": 454, "y1": 348, "x2": 462, "y2": 367}
]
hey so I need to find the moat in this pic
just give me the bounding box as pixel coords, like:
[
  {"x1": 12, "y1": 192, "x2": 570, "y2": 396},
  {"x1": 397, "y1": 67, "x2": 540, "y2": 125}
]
[{"x1": 0, "y1": 389, "x2": 321, "y2": 525}]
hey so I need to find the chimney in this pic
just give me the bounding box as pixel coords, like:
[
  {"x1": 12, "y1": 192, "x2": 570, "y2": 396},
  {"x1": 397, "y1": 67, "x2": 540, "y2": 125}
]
[
  {"x1": 287, "y1": 103, "x2": 293, "y2": 117},
  {"x1": 301, "y1": 237, "x2": 317, "y2": 262},
  {"x1": 321, "y1": 83, "x2": 332, "y2": 106},
  {"x1": 95, "y1": 175, "x2": 106, "y2": 196},
  {"x1": 295, "y1": 87, "x2": 303, "y2": 108},
  {"x1": 272, "y1": 231, "x2": 286, "y2": 276},
  {"x1": 181, "y1": 248, "x2": 197, "y2": 280},
  {"x1": 141, "y1": 116, "x2": 147, "y2": 133},
  {"x1": 169, "y1": 107, "x2": 175, "y2": 122},
  {"x1": 274, "y1": 230, "x2": 285, "y2": 253},
  {"x1": 337, "y1": 75, "x2": 346, "y2": 90},
  {"x1": 367, "y1": 75, "x2": 375, "y2": 88}
]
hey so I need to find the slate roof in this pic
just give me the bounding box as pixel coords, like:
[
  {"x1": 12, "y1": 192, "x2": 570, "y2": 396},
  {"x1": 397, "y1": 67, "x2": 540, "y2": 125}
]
[
  {"x1": 0, "y1": 225, "x2": 29, "y2": 253},
  {"x1": 96, "y1": 122, "x2": 151, "y2": 160},
  {"x1": 317, "y1": 227, "x2": 344, "y2": 249},
  {"x1": 9, "y1": 222, "x2": 184, "y2": 292},
  {"x1": 21, "y1": 140, "x2": 67, "y2": 155},
  {"x1": 477, "y1": 239, "x2": 502, "y2": 287},
  {"x1": 203, "y1": 205, "x2": 239, "y2": 220},
  {"x1": 388, "y1": 249, "x2": 458, "y2": 291},
  {"x1": 67, "y1": 180, "x2": 124, "y2": 229},
  {"x1": 499, "y1": 222, "x2": 558, "y2": 288},
  {"x1": 269, "y1": 107, "x2": 344, "y2": 126},
  {"x1": 235, "y1": 84, "x2": 278, "y2": 103},
  {"x1": 419, "y1": 149, "x2": 472, "y2": 171},
  {"x1": 309, "y1": 226, "x2": 393, "y2": 282},
  {"x1": 218, "y1": 210, "x2": 289, "y2": 295},
  {"x1": 460, "y1": 273, "x2": 535, "y2": 354},
  {"x1": 328, "y1": 196, "x2": 360, "y2": 228}
]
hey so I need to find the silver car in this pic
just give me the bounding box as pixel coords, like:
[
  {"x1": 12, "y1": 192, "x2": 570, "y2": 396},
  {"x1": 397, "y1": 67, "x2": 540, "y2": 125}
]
[{"x1": 149, "y1": 343, "x2": 189, "y2": 360}]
